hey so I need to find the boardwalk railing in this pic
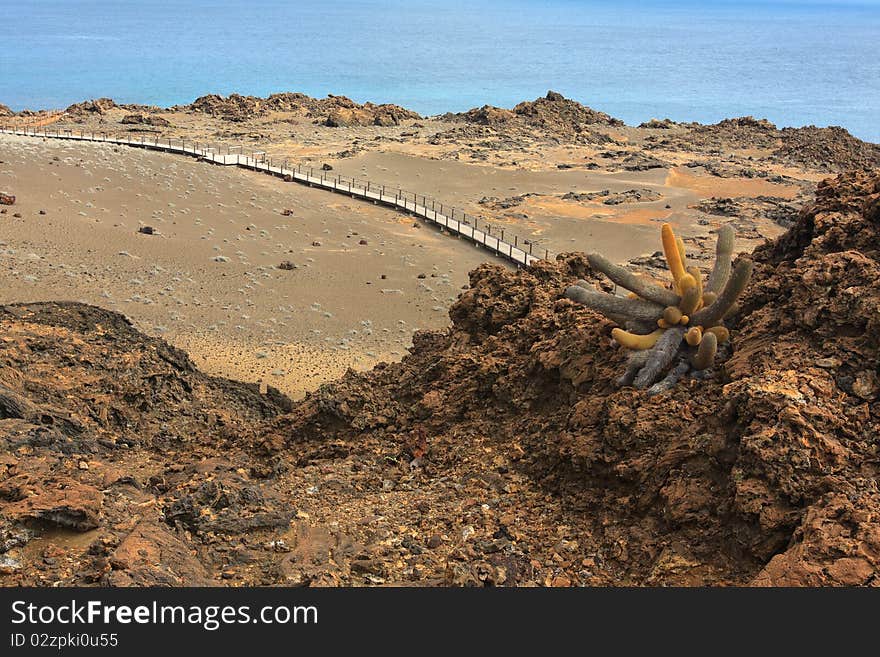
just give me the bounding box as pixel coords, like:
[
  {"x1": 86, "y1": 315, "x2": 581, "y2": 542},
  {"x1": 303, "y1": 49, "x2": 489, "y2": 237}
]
[{"x1": 1, "y1": 125, "x2": 552, "y2": 267}]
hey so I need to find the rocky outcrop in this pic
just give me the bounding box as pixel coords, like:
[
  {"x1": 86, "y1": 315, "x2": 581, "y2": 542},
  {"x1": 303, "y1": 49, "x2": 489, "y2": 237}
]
[
  {"x1": 645, "y1": 116, "x2": 880, "y2": 172},
  {"x1": 693, "y1": 195, "x2": 800, "y2": 228},
  {"x1": 120, "y1": 112, "x2": 171, "y2": 127},
  {"x1": 65, "y1": 98, "x2": 117, "y2": 115},
  {"x1": 773, "y1": 125, "x2": 880, "y2": 170},
  {"x1": 0, "y1": 301, "x2": 290, "y2": 586},
  {"x1": 563, "y1": 188, "x2": 663, "y2": 205},
  {"x1": 452, "y1": 105, "x2": 517, "y2": 126},
  {"x1": 177, "y1": 92, "x2": 421, "y2": 125},
  {"x1": 323, "y1": 98, "x2": 420, "y2": 127},
  {"x1": 449, "y1": 91, "x2": 624, "y2": 140},
  {"x1": 639, "y1": 118, "x2": 678, "y2": 129},
  {"x1": 513, "y1": 90, "x2": 624, "y2": 130},
  {"x1": 0, "y1": 104, "x2": 13, "y2": 118},
  {"x1": 181, "y1": 93, "x2": 264, "y2": 121}
]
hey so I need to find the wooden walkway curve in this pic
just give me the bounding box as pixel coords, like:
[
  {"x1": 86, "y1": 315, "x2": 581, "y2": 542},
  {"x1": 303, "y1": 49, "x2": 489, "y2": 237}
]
[{"x1": 1, "y1": 126, "x2": 546, "y2": 267}]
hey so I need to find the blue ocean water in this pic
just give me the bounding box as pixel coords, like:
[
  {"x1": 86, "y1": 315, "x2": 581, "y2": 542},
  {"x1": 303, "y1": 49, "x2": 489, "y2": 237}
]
[{"x1": 1, "y1": 0, "x2": 878, "y2": 141}]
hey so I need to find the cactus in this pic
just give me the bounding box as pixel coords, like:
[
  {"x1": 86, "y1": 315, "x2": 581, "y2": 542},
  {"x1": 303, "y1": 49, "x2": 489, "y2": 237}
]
[
  {"x1": 647, "y1": 357, "x2": 691, "y2": 396},
  {"x1": 706, "y1": 225, "x2": 734, "y2": 293},
  {"x1": 616, "y1": 350, "x2": 652, "y2": 387},
  {"x1": 691, "y1": 259, "x2": 753, "y2": 329},
  {"x1": 633, "y1": 327, "x2": 686, "y2": 389},
  {"x1": 587, "y1": 253, "x2": 679, "y2": 307},
  {"x1": 611, "y1": 327, "x2": 664, "y2": 350},
  {"x1": 685, "y1": 326, "x2": 703, "y2": 346},
  {"x1": 662, "y1": 306, "x2": 683, "y2": 326},
  {"x1": 661, "y1": 223, "x2": 687, "y2": 291},
  {"x1": 705, "y1": 325, "x2": 730, "y2": 343},
  {"x1": 565, "y1": 221, "x2": 750, "y2": 391},
  {"x1": 692, "y1": 332, "x2": 718, "y2": 370},
  {"x1": 564, "y1": 285, "x2": 664, "y2": 324},
  {"x1": 686, "y1": 266, "x2": 704, "y2": 308},
  {"x1": 679, "y1": 285, "x2": 702, "y2": 316}
]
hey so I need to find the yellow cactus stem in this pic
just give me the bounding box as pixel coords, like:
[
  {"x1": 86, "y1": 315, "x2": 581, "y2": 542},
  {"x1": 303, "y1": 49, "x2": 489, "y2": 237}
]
[
  {"x1": 705, "y1": 325, "x2": 730, "y2": 343},
  {"x1": 611, "y1": 328, "x2": 665, "y2": 350},
  {"x1": 685, "y1": 326, "x2": 703, "y2": 346},
  {"x1": 679, "y1": 314, "x2": 690, "y2": 325},
  {"x1": 662, "y1": 306, "x2": 683, "y2": 326},
  {"x1": 676, "y1": 236, "x2": 687, "y2": 266},
  {"x1": 661, "y1": 223, "x2": 687, "y2": 290},
  {"x1": 657, "y1": 318, "x2": 670, "y2": 329},
  {"x1": 627, "y1": 291, "x2": 639, "y2": 299},
  {"x1": 702, "y1": 291, "x2": 717, "y2": 306},
  {"x1": 686, "y1": 266, "x2": 704, "y2": 306},
  {"x1": 679, "y1": 285, "x2": 701, "y2": 315},
  {"x1": 677, "y1": 272, "x2": 697, "y2": 293}
]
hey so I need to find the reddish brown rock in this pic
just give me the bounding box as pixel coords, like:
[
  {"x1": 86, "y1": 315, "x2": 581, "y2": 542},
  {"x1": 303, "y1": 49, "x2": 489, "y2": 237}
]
[
  {"x1": 1, "y1": 474, "x2": 103, "y2": 530},
  {"x1": 65, "y1": 98, "x2": 117, "y2": 115},
  {"x1": 106, "y1": 521, "x2": 213, "y2": 586}
]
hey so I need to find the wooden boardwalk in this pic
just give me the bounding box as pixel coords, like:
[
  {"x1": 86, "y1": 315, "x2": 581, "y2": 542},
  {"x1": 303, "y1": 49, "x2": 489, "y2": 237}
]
[{"x1": 0, "y1": 126, "x2": 544, "y2": 267}]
